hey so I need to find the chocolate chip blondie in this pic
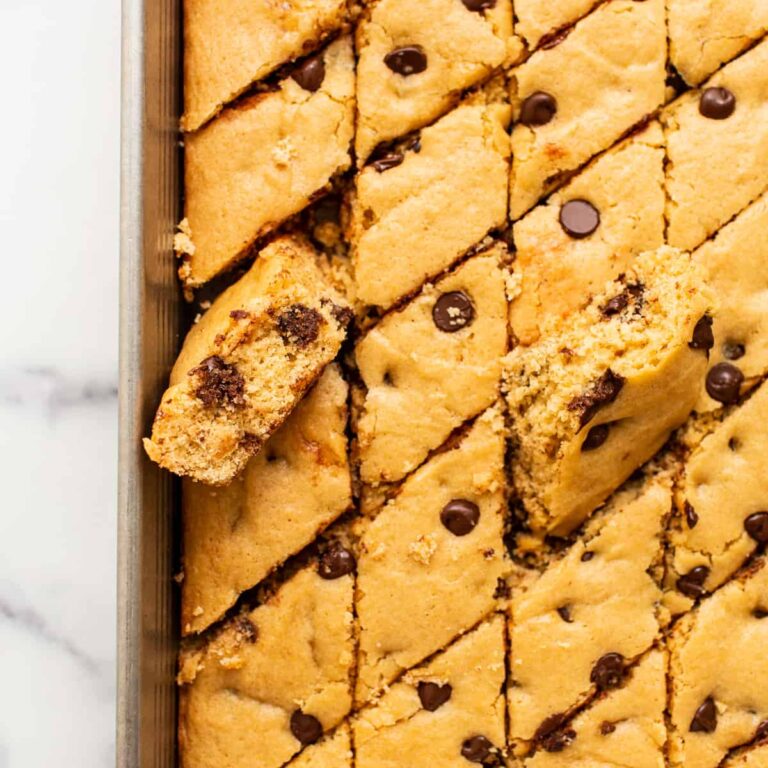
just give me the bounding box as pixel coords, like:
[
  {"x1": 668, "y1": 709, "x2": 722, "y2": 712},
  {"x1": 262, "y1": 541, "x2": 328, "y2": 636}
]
[{"x1": 144, "y1": 4, "x2": 768, "y2": 765}]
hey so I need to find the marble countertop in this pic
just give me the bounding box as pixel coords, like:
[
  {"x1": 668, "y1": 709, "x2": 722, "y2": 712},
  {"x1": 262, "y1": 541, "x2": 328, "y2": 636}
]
[{"x1": 0, "y1": 1, "x2": 121, "y2": 765}]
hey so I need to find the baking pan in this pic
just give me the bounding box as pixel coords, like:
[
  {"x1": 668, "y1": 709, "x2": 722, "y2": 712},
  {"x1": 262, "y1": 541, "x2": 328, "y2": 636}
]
[{"x1": 118, "y1": 0, "x2": 182, "y2": 765}]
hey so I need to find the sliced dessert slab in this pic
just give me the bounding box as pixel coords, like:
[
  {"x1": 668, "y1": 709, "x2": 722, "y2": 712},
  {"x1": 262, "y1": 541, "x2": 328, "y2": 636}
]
[
  {"x1": 510, "y1": 476, "x2": 670, "y2": 750},
  {"x1": 524, "y1": 649, "x2": 667, "y2": 767},
  {"x1": 182, "y1": 0, "x2": 347, "y2": 131},
  {"x1": 667, "y1": 382, "x2": 768, "y2": 614},
  {"x1": 510, "y1": 120, "x2": 665, "y2": 345},
  {"x1": 355, "y1": 245, "x2": 508, "y2": 486},
  {"x1": 177, "y1": 37, "x2": 355, "y2": 288},
  {"x1": 351, "y1": 97, "x2": 510, "y2": 309},
  {"x1": 354, "y1": 0, "x2": 518, "y2": 163},
  {"x1": 505, "y1": 246, "x2": 713, "y2": 536},
  {"x1": 145, "y1": 236, "x2": 350, "y2": 485},
  {"x1": 181, "y1": 365, "x2": 351, "y2": 635},
  {"x1": 669, "y1": 559, "x2": 768, "y2": 768},
  {"x1": 667, "y1": 0, "x2": 768, "y2": 86},
  {"x1": 355, "y1": 407, "x2": 506, "y2": 704},
  {"x1": 693, "y1": 191, "x2": 768, "y2": 411},
  {"x1": 513, "y1": 0, "x2": 603, "y2": 50},
  {"x1": 663, "y1": 38, "x2": 768, "y2": 252},
  {"x1": 508, "y1": 0, "x2": 666, "y2": 219},
  {"x1": 354, "y1": 617, "x2": 506, "y2": 768},
  {"x1": 178, "y1": 564, "x2": 354, "y2": 768}
]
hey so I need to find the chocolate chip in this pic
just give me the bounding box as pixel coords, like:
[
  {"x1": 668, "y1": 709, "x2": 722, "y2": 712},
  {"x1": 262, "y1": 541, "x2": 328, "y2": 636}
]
[
  {"x1": 318, "y1": 543, "x2": 356, "y2": 579},
  {"x1": 418, "y1": 681, "x2": 453, "y2": 711},
  {"x1": 519, "y1": 92, "x2": 558, "y2": 126},
  {"x1": 723, "y1": 341, "x2": 746, "y2": 360},
  {"x1": 677, "y1": 565, "x2": 710, "y2": 598},
  {"x1": 590, "y1": 653, "x2": 626, "y2": 691},
  {"x1": 461, "y1": 735, "x2": 491, "y2": 762},
  {"x1": 756, "y1": 720, "x2": 768, "y2": 740},
  {"x1": 291, "y1": 54, "x2": 326, "y2": 92},
  {"x1": 705, "y1": 362, "x2": 744, "y2": 404},
  {"x1": 441, "y1": 499, "x2": 480, "y2": 536},
  {"x1": 329, "y1": 303, "x2": 354, "y2": 329},
  {"x1": 432, "y1": 291, "x2": 475, "y2": 332},
  {"x1": 384, "y1": 45, "x2": 427, "y2": 76},
  {"x1": 690, "y1": 697, "x2": 717, "y2": 733},
  {"x1": 556, "y1": 605, "x2": 573, "y2": 623},
  {"x1": 684, "y1": 501, "x2": 699, "y2": 529},
  {"x1": 699, "y1": 87, "x2": 736, "y2": 120},
  {"x1": 534, "y1": 713, "x2": 577, "y2": 751},
  {"x1": 559, "y1": 200, "x2": 600, "y2": 239},
  {"x1": 581, "y1": 424, "x2": 610, "y2": 451},
  {"x1": 461, "y1": 0, "x2": 496, "y2": 10},
  {"x1": 754, "y1": 608, "x2": 768, "y2": 619},
  {"x1": 600, "y1": 721, "x2": 617, "y2": 735},
  {"x1": 689, "y1": 315, "x2": 714, "y2": 351},
  {"x1": 230, "y1": 309, "x2": 250, "y2": 320},
  {"x1": 581, "y1": 551, "x2": 595, "y2": 562},
  {"x1": 601, "y1": 283, "x2": 644, "y2": 318},
  {"x1": 728, "y1": 437, "x2": 740, "y2": 451},
  {"x1": 568, "y1": 369, "x2": 625, "y2": 428},
  {"x1": 233, "y1": 616, "x2": 258, "y2": 643},
  {"x1": 276, "y1": 304, "x2": 324, "y2": 347},
  {"x1": 290, "y1": 710, "x2": 323, "y2": 745},
  {"x1": 190, "y1": 356, "x2": 246, "y2": 409},
  {"x1": 539, "y1": 27, "x2": 571, "y2": 50},
  {"x1": 494, "y1": 577, "x2": 511, "y2": 599},
  {"x1": 744, "y1": 512, "x2": 768, "y2": 543},
  {"x1": 371, "y1": 151, "x2": 404, "y2": 173}
]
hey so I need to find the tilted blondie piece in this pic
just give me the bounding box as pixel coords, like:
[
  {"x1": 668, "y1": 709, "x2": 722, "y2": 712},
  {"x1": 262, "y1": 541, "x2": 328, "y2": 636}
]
[
  {"x1": 524, "y1": 649, "x2": 667, "y2": 768},
  {"x1": 355, "y1": 407, "x2": 506, "y2": 704},
  {"x1": 510, "y1": 121, "x2": 665, "y2": 345},
  {"x1": 284, "y1": 726, "x2": 351, "y2": 768},
  {"x1": 667, "y1": 382, "x2": 768, "y2": 614},
  {"x1": 508, "y1": 0, "x2": 666, "y2": 219},
  {"x1": 667, "y1": 0, "x2": 768, "y2": 86},
  {"x1": 145, "y1": 237, "x2": 350, "y2": 485},
  {"x1": 354, "y1": 617, "x2": 506, "y2": 768},
  {"x1": 181, "y1": 0, "x2": 347, "y2": 132},
  {"x1": 669, "y1": 559, "x2": 768, "y2": 768},
  {"x1": 510, "y1": 476, "x2": 670, "y2": 751},
  {"x1": 350, "y1": 98, "x2": 510, "y2": 309},
  {"x1": 355, "y1": 246, "x2": 508, "y2": 486},
  {"x1": 177, "y1": 37, "x2": 355, "y2": 288},
  {"x1": 178, "y1": 564, "x2": 354, "y2": 768},
  {"x1": 512, "y1": 0, "x2": 602, "y2": 50},
  {"x1": 181, "y1": 365, "x2": 351, "y2": 634},
  {"x1": 505, "y1": 246, "x2": 713, "y2": 536},
  {"x1": 354, "y1": 0, "x2": 517, "y2": 163},
  {"x1": 693, "y1": 191, "x2": 768, "y2": 411},
  {"x1": 663, "y1": 38, "x2": 768, "y2": 252}
]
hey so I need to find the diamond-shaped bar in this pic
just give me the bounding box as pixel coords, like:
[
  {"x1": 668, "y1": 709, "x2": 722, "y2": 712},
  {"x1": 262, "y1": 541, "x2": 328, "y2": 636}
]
[
  {"x1": 145, "y1": 236, "x2": 351, "y2": 485},
  {"x1": 354, "y1": 617, "x2": 506, "y2": 768},
  {"x1": 509, "y1": 474, "x2": 669, "y2": 751},
  {"x1": 667, "y1": 381, "x2": 768, "y2": 615},
  {"x1": 510, "y1": 121, "x2": 665, "y2": 346},
  {"x1": 178, "y1": 564, "x2": 354, "y2": 768},
  {"x1": 355, "y1": 406, "x2": 506, "y2": 704},
  {"x1": 693, "y1": 190, "x2": 768, "y2": 411},
  {"x1": 177, "y1": 37, "x2": 355, "y2": 289},
  {"x1": 354, "y1": 0, "x2": 519, "y2": 164},
  {"x1": 508, "y1": 0, "x2": 666, "y2": 219},
  {"x1": 182, "y1": 0, "x2": 347, "y2": 132},
  {"x1": 523, "y1": 649, "x2": 667, "y2": 767},
  {"x1": 663, "y1": 37, "x2": 768, "y2": 252},
  {"x1": 668, "y1": 0, "x2": 768, "y2": 86},
  {"x1": 669, "y1": 559, "x2": 768, "y2": 768},
  {"x1": 181, "y1": 364, "x2": 351, "y2": 635},
  {"x1": 505, "y1": 247, "x2": 712, "y2": 537},
  {"x1": 351, "y1": 96, "x2": 510, "y2": 310},
  {"x1": 355, "y1": 244, "x2": 508, "y2": 487}
]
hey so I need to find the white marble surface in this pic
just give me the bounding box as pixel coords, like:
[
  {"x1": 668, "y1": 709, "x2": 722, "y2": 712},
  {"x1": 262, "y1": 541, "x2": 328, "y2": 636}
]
[{"x1": 0, "y1": 2, "x2": 120, "y2": 766}]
